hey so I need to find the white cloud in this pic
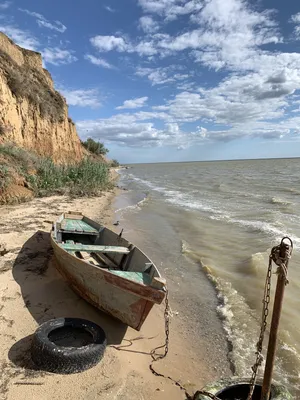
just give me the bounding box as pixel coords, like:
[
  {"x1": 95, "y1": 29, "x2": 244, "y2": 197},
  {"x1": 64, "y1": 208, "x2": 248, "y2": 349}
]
[
  {"x1": 0, "y1": 1, "x2": 11, "y2": 10},
  {"x1": 290, "y1": 12, "x2": 300, "y2": 39},
  {"x1": 90, "y1": 0, "x2": 279, "y2": 66},
  {"x1": 136, "y1": 66, "x2": 191, "y2": 86},
  {"x1": 90, "y1": 35, "x2": 130, "y2": 52},
  {"x1": 139, "y1": 16, "x2": 159, "y2": 33},
  {"x1": 37, "y1": 19, "x2": 66, "y2": 33},
  {"x1": 0, "y1": 25, "x2": 39, "y2": 50},
  {"x1": 137, "y1": 0, "x2": 203, "y2": 21},
  {"x1": 104, "y1": 6, "x2": 115, "y2": 12},
  {"x1": 60, "y1": 88, "x2": 101, "y2": 108},
  {"x1": 85, "y1": 54, "x2": 114, "y2": 69},
  {"x1": 89, "y1": 34, "x2": 163, "y2": 57},
  {"x1": 290, "y1": 12, "x2": 300, "y2": 24},
  {"x1": 76, "y1": 113, "x2": 212, "y2": 149},
  {"x1": 18, "y1": 8, "x2": 67, "y2": 33},
  {"x1": 116, "y1": 97, "x2": 148, "y2": 110},
  {"x1": 77, "y1": 115, "x2": 163, "y2": 147},
  {"x1": 76, "y1": 113, "x2": 177, "y2": 147},
  {"x1": 42, "y1": 47, "x2": 77, "y2": 65}
]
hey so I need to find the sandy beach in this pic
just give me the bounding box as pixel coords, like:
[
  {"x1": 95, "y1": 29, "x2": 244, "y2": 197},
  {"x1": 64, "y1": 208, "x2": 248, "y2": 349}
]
[{"x1": 0, "y1": 188, "x2": 229, "y2": 400}]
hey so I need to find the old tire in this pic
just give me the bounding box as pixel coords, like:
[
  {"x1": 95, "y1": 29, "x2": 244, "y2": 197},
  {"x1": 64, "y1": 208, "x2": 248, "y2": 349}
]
[
  {"x1": 194, "y1": 378, "x2": 293, "y2": 400},
  {"x1": 31, "y1": 317, "x2": 107, "y2": 374}
]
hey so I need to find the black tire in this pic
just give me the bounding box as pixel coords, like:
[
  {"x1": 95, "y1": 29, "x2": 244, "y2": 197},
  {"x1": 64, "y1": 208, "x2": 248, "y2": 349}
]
[
  {"x1": 31, "y1": 317, "x2": 107, "y2": 374},
  {"x1": 195, "y1": 378, "x2": 293, "y2": 400}
]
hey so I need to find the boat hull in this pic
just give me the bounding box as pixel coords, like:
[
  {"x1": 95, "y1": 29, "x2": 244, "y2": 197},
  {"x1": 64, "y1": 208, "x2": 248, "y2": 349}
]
[{"x1": 51, "y1": 236, "x2": 158, "y2": 330}]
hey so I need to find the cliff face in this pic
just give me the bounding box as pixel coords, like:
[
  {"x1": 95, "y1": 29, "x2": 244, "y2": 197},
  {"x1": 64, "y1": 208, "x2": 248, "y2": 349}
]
[{"x1": 0, "y1": 32, "x2": 84, "y2": 163}]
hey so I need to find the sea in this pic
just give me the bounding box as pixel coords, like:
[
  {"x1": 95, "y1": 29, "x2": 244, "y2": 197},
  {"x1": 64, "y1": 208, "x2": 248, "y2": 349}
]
[{"x1": 114, "y1": 158, "x2": 300, "y2": 396}]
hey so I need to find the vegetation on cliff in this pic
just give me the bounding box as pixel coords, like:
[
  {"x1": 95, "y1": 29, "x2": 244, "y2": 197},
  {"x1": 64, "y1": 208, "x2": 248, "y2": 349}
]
[
  {"x1": 82, "y1": 138, "x2": 109, "y2": 156},
  {"x1": 0, "y1": 49, "x2": 65, "y2": 123},
  {"x1": 0, "y1": 144, "x2": 112, "y2": 204},
  {"x1": 0, "y1": 34, "x2": 119, "y2": 205}
]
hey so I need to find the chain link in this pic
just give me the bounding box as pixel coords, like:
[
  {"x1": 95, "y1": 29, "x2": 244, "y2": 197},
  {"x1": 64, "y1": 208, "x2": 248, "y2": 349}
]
[
  {"x1": 150, "y1": 288, "x2": 170, "y2": 362},
  {"x1": 246, "y1": 238, "x2": 292, "y2": 400},
  {"x1": 246, "y1": 255, "x2": 273, "y2": 400}
]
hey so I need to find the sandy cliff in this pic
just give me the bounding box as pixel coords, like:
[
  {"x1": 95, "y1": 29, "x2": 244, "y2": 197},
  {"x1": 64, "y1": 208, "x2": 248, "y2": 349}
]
[{"x1": 0, "y1": 32, "x2": 84, "y2": 163}]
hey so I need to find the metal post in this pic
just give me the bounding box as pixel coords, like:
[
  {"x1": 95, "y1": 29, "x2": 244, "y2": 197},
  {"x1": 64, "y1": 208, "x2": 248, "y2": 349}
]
[{"x1": 260, "y1": 241, "x2": 291, "y2": 400}]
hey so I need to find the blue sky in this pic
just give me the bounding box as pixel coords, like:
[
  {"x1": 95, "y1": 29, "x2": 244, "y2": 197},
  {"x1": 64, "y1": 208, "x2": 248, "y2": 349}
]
[{"x1": 1, "y1": 0, "x2": 300, "y2": 163}]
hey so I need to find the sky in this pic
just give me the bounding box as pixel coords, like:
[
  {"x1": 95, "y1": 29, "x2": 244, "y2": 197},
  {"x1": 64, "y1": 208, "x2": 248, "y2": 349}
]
[{"x1": 1, "y1": 0, "x2": 300, "y2": 163}]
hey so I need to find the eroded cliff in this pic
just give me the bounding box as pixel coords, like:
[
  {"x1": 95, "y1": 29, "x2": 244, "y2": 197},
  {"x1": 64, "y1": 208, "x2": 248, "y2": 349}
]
[{"x1": 0, "y1": 32, "x2": 84, "y2": 163}]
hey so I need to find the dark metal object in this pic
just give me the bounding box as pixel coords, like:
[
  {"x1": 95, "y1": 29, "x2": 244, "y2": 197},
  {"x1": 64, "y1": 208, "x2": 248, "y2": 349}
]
[
  {"x1": 247, "y1": 252, "x2": 273, "y2": 400},
  {"x1": 261, "y1": 238, "x2": 293, "y2": 400}
]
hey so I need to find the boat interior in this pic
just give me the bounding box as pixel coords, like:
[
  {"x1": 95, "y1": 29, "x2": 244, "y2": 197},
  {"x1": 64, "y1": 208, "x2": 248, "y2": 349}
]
[{"x1": 54, "y1": 213, "x2": 165, "y2": 289}]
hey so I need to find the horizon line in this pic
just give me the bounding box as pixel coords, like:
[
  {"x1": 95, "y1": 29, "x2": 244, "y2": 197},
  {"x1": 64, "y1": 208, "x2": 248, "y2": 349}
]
[{"x1": 123, "y1": 156, "x2": 300, "y2": 165}]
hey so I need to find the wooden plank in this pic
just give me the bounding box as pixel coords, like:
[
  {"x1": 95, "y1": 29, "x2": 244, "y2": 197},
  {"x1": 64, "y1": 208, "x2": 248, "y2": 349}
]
[
  {"x1": 61, "y1": 243, "x2": 130, "y2": 254},
  {"x1": 92, "y1": 252, "x2": 117, "y2": 269},
  {"x1": 150, "y1": 277, "x2": 166, "y2": 290},
  {"x1": 73, "y1": 220, "x2": 84, "y2": 232},
  {"x1": 79, "y1": 251, "x2": 101, "y2": 267},
  {"x1": 77, "y1": 220, "x2": 98, "y2": 233},
  {"x1": 61, "y1": 218, "x2": 98, "y2": 234},
  {"x1": 65, "y1": 212, "x2": 83, "y2": 220},
  {"x1": 109, "y1": 270, "x2": 152, "y2": 286},
  {"x1": 58, "y1": 229, "x2": 98, "y2": 236}
]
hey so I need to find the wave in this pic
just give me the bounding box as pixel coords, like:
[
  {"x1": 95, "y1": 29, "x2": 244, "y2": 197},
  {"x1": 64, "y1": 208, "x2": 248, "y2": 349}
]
[
  {"x1": 181, "y1": 240, "x2": 298, "y2": 391},
  {"x1": 181, "y1": 240, "x2": 262, "y2": 376},
  {"x1": 115, "y1": 193, "x2": 148, "y2": 216},
  {"x1": 128, "y1": 174, "x2": 300, "y2": 249},
  {"x1": 270, "y1": 197, "x2": 293, "y2": 206}
]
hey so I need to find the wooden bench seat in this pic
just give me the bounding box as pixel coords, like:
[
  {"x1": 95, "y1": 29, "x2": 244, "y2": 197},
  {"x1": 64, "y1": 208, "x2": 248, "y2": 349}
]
[
  {"x1": 61, "y1": 243, "x2": 130, "y2": 254},
  {"x1": 108, "y1": 270, "x2": 152, "y2": 285}
]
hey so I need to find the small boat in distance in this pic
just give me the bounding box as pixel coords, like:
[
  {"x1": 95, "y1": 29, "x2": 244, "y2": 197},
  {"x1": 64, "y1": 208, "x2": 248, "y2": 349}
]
[{"x1": 51, "y1": 212, "x2": 166, "y2": 330}]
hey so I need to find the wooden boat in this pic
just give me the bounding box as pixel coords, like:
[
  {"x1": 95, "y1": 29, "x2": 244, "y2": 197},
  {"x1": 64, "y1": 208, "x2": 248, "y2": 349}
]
[{"x1": 51, "y1": 212, "x2": 166, "y2": 330}]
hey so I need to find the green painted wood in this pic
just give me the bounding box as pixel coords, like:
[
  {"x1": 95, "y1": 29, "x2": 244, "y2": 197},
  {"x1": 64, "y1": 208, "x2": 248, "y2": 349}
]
[
  {"x1": 109, "y1": 270, "x2": 152, "y2": 285},
  {"x1": 61, "y1": 243, "x2": 130, "y2": 254},
  {"x1": 61, "y1": 219, "x2": 98, "y2": 233}
]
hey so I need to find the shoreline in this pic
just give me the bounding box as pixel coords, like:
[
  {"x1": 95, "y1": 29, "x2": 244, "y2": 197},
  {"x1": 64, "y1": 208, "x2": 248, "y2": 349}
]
[{"x1": 0, "y1": 188, "x2": 217, "y2": 400}]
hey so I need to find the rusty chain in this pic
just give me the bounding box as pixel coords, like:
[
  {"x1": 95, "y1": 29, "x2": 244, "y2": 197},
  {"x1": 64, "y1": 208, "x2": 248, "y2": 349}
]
[
  {"x1": 150, "y1": 287, "x2": 170, "y2": 362},
  {"x1": 246, "y1": 254, "x2": 273, "y2": 400},
  {"x1": 149, "y1": 288, "x2": 221, "y2": 400},
  {"x1": 247, "y1": 237, "x2": 292, "y2": 400}
]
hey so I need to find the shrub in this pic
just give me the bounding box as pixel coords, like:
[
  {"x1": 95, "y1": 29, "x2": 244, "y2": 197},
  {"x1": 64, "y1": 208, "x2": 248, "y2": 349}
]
[
  {"x1": 110, "y1": 159, "x2": 119, "y2": 167},
  {"x1": 0, "y1": 143, "x2": 38, "y2": 167},
  {"x1": 0, "y1": 165, "x2": 10, "y2": 189},
  {"x1": 0, "y1": 144, "x2": 111, "y2": 202},
  {"x1": 82, "y1": 138, "x2": 109, "y2": 155},
  {"x1": 27, "y1": 157, "x2": 110, "y2": 196}
]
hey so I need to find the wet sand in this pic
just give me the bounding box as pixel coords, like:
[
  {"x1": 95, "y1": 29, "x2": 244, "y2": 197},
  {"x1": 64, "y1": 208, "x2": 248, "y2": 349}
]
[{"x1": 0, "y1": 188, "x2": 231, "y2": 400}]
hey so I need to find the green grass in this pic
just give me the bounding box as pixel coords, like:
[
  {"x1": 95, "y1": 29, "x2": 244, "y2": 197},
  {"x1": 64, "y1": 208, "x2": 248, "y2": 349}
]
[
  {"x1": 0, "y1": 144, "x2": 111, "y2": 201},
  {"x1": 29, "y1": 158, "x2": 110, "y2": 196},
  {"x1": 0, "y1": 165, "x2": 10, "y2": 190}
]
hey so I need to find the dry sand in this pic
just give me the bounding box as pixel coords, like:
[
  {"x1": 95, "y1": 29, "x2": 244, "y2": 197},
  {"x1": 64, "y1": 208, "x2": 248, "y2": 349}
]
[{"x1": 0, "y1": 189, "x2": 225, "y2": 400}]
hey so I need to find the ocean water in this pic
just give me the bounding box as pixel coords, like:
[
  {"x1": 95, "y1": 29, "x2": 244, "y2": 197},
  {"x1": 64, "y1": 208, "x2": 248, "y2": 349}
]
[{"x1": 115, "y1": 159, "x2": 300, "y2": 396}]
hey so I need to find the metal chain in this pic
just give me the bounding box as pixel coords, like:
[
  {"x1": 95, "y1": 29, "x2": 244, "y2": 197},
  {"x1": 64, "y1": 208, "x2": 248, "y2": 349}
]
[
  {"x1": 247, "y1": 238, "x2": 292, "y2": 400},
  {"x1": 150, "y1": 287, "x2": 170, "y2": 361},
  {"x1": 246, "y1": 255, "x2": 273, "y2": 400},
  {"x1": 150, "y1": 288, "x2": 221, "y2": 400}
]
